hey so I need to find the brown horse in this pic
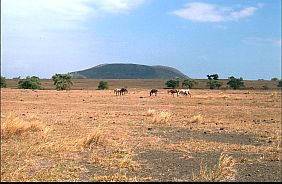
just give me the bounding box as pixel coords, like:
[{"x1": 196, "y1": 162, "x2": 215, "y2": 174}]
[
  {"x1": 168, "y1": 89, "x2": 179, "y2": 97},
  {"x1": 114, "y1": 88, "x2": 128, "y2": 95},
  {"x1": 150, "y1": 89, "x2": 158, "y2": 96}
]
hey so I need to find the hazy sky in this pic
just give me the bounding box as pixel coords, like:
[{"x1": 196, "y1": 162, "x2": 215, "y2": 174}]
[{"x1": 1, "y1": 0, "x2": 281, "y2": 79}]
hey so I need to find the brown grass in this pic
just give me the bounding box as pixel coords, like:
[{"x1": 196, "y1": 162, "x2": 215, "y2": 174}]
[
  {"x1": 152, "y1": 111, "x2": 172, "y2": 124},
  {"x1": 187, "y1": 114, "x2": 204, "y2": 124},
  {"x1": 147, "y1": 109, "x2": 172, "y2": 124},
  {"x1": 193, "y1": 152, "x2": 237, "y2": 182},
  {"x1": 147, "y1": 108, "x2": 156, "y2": 116},
  {"x1": 1, "y1": 88, "x2": 281, "y2": 181},
  {"x1": 75, "y1": 128, "x2": 106, "y2": 149},
  {"x1": 1, "y1": 112, "x2": 50, "y2": 139}
]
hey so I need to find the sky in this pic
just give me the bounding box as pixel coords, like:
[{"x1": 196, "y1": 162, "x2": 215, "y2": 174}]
[{"x1": 1, "y1": 0, "x2": 281, "y2": 80}]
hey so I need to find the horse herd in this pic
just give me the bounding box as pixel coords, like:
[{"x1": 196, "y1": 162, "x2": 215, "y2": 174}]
[{"x1": 114, "y1": 88, "x2": 191, "y2": 97}]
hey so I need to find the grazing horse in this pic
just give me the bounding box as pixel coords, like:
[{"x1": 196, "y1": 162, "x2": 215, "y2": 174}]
[
  {"x1": 168, "y1": 89, "x2": 179, "y2": 97},
  {"x1": 150, "y1": 89, "x2": 158, "y2": 96},
  {"x1": 179, "y1": 89, "x2": 191, "y2": 97},
  {"x1": 114, "y1": 88, "x2": 128, "y2": 95},
  {"x1": 120, "y1": 88, "x2": 128, "y2": 95},
  {"x1": 114, "y1": 88, "x2": 121, "y2": 96}
]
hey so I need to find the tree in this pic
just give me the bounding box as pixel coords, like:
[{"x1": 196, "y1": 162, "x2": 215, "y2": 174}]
[
  {"x1": 165, "y1": 80, "x2": 179, "y2": 89},
  {"x1": 1, "y1": 76, "x2": 7, "y2": 88},
  {"x1": 227, "y1": 76, "x2": 245, "y2": 89},
  {"x1": 52, "y1": 73, "x2": 73, "y2": 90},
  {"x1": 207, "y1": 74, "x2": 219, "y2": 80},
  {"x1": 271, "y1": 77, "x2": 278, "y2": 81},
  {"x1": 182, "y1": 79, "x2": 197, "y2": 89},
  {"x1": 278, "y1": 80, "x2": 282, "y2": 87},
  {"x1": 207, "y1": 80, "x2": 223, "y2": 89},
  {"x1": 18, "y1": 76, "x2": 43, "y2": 89},
  {"x1": 98, "y1": 81, "x2": 108, "y2": 90}
]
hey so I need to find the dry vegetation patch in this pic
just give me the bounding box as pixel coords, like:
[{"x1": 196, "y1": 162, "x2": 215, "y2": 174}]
[
  {"x1": 192, "y1": 152, "x2": 237, "y2": 182},
  {"x1": 1, "y1": 112, "x2": 50, "y2": 139},
  {"x1": 147, "y1": 108, "x2": 172, "y2": 124}
]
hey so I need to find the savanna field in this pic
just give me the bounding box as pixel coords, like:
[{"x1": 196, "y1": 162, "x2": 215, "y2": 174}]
[{"x1": 1, "y1": 80, "x2": 281, "y2": 182}]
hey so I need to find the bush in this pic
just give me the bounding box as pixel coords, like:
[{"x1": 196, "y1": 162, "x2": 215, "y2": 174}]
[
  {"x1": 182, "y1": 79, "x2": 197, "y2": 89},
  {"x1": 18, "y1": 76, "x2": 43, "y2": 89},
  {"x1": 1, "y1": 76, "x2": 7, "y2": 88},
  {"x1": 52, "y1": 73, "x2": 73, "y2": 90},
  {"x1": 278, "y1": 80, "x2": 282, "y2": 87},
  {"x1": 165, "y1": 80, "x2": 179, "y2": 89},
  {"x1": 98, "y1": 81, "x2": 108, "y2": 90},
  {"x1": 262, "y1": 85, "x2": 269, "y2": 90},
  {"x1": 227, "y1": 76, "x2": 245, "y2": 90},
  {"x1": 207, "y1": 80, "x2": 223, "y2": 89}
]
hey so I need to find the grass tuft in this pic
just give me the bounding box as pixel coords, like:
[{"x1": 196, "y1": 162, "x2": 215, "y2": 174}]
[
  {"x1": 152, "y1": 111, "x2": 172, "y2": 124},
  {"x1": 75, "y1": 128, "x2": 106, "y2": 149},
  {"x1": 1, "y1": 112, "x2": 49, "y2": 139},
  {"x1": 187, "y1": 114, "x2": 204, "y2": 124},
  {"x1": 193, "y1": 152, "x2": 236, "y2": 182},
  {"x1": 147, "y1": 108, "x2": 156, "y2": 116}
]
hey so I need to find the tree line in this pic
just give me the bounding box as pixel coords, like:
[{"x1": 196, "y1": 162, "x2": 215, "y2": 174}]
[
  {"x1": 1, "y1": 74, "x2": 282, "y2": 90},
  {"x1": 164, "y1": 74, "x2": 282, "y2": 90}
]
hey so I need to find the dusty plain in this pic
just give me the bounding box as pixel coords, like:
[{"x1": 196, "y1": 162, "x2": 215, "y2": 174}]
[{"x1": 1, "y1": 86, "x2": 281, "y2": 181}]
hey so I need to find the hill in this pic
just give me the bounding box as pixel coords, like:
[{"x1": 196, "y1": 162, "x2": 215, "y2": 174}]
[{"x1": 70, "y1": 63, "x2": 189, "y2": 79}]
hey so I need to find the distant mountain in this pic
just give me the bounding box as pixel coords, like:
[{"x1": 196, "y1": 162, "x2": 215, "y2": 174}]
[{"x1": 70, "y1": 63, "x2": 189, "y2": 79}]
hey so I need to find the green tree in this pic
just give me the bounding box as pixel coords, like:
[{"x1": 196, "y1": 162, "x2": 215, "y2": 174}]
[
  {"x1": 207, "y1": 80, "x2": 223, "y2": 89},
  {"x1": 165, "y1": 80, "x2": 179, "y2": 89},
  {"x1": 18, "y1": 76, "x2": 43, "y2": 89},
  {"x1": 278, "y1": 80, "x2": 282, "y2": 87},
  {"x1": 207, "y1": 74, "x2": 219, "y2": 80},
  {"x1": 52, "y1": 73, "x2": 73, "y2": 90},
  {"x1": 227, "y1": 76, "x2": 245, "y2": 90},
  {"x1": 98, "y1": 81, "x2": 109, "y2": 90},
  {"x1": 182, "y1": 79, "x2": 197, "y2": 89},
  {"x1": 1, "y1": 76, "x2": 7, "y2": 88},
  {"x1": 271, "y1": 77, "x2": 278, "y2": 81}
]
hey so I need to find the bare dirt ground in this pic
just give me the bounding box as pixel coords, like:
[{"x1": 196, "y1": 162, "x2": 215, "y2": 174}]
[{"x1": 1, "y1": 88, "x2": 281, "y2": 182}]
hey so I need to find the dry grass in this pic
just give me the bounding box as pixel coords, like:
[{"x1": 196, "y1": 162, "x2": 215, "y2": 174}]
[
  {"x1": 193, "y1": 152, "x2": 237, "y2": 182},
  {"x1": 1, "y1": 88, "x2": 281, "y2": 181},
  {"x1": 147, "y1": 108, "x2": 156, "y2": 116},
  {"x1": 1, "y1": 112, "x2": 50, "y2": 139},
  {"x1": 152, "y1": 111, "x2": 172, "y2": 124},
  {"x1": 187, "y1": 114, "x2": 204, "y2": 124},
  {"x1": 75, "y1": 128, "x2": 106, "y2": 149},
  {"x1": 90, "y1": 145, "x2": 140, "y2": 172},
  {"x1": 147, "y1": 108, "x2": 172, "y2": 124}
]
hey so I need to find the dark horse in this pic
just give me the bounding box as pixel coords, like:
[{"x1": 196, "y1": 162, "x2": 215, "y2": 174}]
[
  {"x1": 167, "y1": 89, "x2": 179, "y2": 97},
  {"x1": 120, "y1": 88, "x2": 128, "y2": 95},
  {"x1": 150, "y1": 89, "x2": 158, "y2": 96}
]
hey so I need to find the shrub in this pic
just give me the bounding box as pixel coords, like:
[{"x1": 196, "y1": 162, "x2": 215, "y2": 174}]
[
  {"x1": 207, "y1": 80, "x2": 223, "y2": 89},
  {"x1": 18, "y1": 76, "x2": 43, "y2": 89},
  {"x1": 262, "y1": 85, "x2": 269, "y2": 90},
  {"x1": 227, "y1": 76, "x2": 245, "y2": 90},
  {"x1": 52, "y1": 73, "x2": 73, "y2": 90},
  {"x1": 1, "y1": 76, "x2": 7, "y2": 88},
  {"x1": 165, "y1": 80, "x2": 179, "y2": 89},
  {"x1": 98, "y1": 81, "x2": 109, "y2": 90},
  {"x1": 278, "y1": 80, "x2": 282, "y2": 87},
  {"x1": 182, "y1": 79, "x2": 197, "y2": 89}
]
